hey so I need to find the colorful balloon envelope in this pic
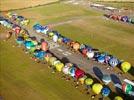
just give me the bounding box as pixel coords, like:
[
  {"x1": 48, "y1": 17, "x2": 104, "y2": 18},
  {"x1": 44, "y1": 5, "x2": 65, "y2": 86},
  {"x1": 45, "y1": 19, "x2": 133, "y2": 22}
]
[
  {"x1": 109, "y1": 57, "x2": 119, "y2": 67},
  {"x1": 75, "y1": 68, "x2": 85, "y2": 79},
  {"x1": 86, "y1": 51, "x2": 94, "y2": 59},
  {"x1": 73, "y1": 42, "x2": 80, "y2": 51},
  {"x1": 55, "y1": 63, "x2": 64, "y2": 72},
  {"x1": 92, "y1": 83, "x2": 103, "y2": 94},
  {"x1": 44, "y1": 53, "x2": 52, "y2": 62},
  {"x1": 69, "y1": 66, "x2": 76, "y2": 77},
  {"x1": 49, "y1": 57, "x2": 57, "y2": 65},
  {"x1": 85, "y1": 78, "x2": 94, "y2": 86},
  {"x1": 121, "y1": 62, "x2": 131, "y2": 73},
  {"x1": 101, "y1": 87, "x2": 110, "y2": 97},
  {"x1": 62, "y1": 65, "x2": 70, "y2": 75},
  {"x1": 102, "y1": 74, "x2": 111, "y2": 85},
  {"x1": 41, "y1": 41, "x2": 48, "y2": 51},
  {"x1": 53, "y1": 60, "x2": 61, "y2": 66},
  {"x1": 114, "y1": 96, "x2": 123, "y2": 100},
  {"x1": 122, "y1": 83, "x2": 132, "y2": 94},
  {"x1": 97, "y1": 55, "x2": 105, "y2": 63},
  {"x1": 78, "y1": 75, "x2": 87, "y2": 85},
  {"x1": 16, "y1": 36, "x2": 24, "y2": 45},
  {"x1": 53, "y1": 35, "x2": 58, "y2": 42}
]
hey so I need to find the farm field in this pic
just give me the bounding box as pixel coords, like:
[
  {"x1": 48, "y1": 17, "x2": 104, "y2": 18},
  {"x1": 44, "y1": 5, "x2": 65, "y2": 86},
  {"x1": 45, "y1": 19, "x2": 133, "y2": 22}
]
[
  {"x1": 0, "y1": 0, "x2": 59, "y2": 11},
  {"x1": 0, "y1": 0, "x2": 134, "y2": 100}
]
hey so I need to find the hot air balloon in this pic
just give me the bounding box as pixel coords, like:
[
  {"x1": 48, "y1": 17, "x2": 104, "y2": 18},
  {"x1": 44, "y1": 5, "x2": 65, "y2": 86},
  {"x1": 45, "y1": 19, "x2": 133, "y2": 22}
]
[
  {"x1": 97, "y1": 54, "x2": 105, "y2": 63},
  {"x1": 122, "y1": 83, "x2": 133, "y2": 94},
  {"x1": 121, "y1": 62, "x2": 131, "y2": 73},
  {"x1": 62, "y1": 63, "x2": 73, "y2": 75},
  {"x1": 41, "y1": 41, "x2": 48, "y2": 51},
  {"x1": 53, "y1": 34, "x2": 58, "y2": 43},
  {"x1": 53, "y1": 60, "x2": 61, "y2": 66},
  {"x1": 49, "y1": 57, "x2": 57, "y2": 66},
  {"x1": 104, "y1": 55, "x2": 111, "y2": 64},
  {"x1": 24, "y1": 40, "x2": 34, "y2": 50},
  {"x1": 34, "y1": 50, "x2": 46, "y2": 60},
  {"x1": 114, "y1": 96, "x2": 123, "y2": 100},
  {"x1": 101, "y1": 87, "x2": 110, "y2": 97},
  {"x1": 73, "y1": 42, "x2": 80, "y2": 51},
  {"x1": 102, "y1": 74, "x2": 111, "y2": 85},
  {"x1": 16, "y1": 36, "x2": 24, "y2": 45},
  {"x1": 109, "y1": 57, "x2": 119, "y2": 67},
  {"x1": 86, "y1": 50, "x2": 94, "y2": 59},
  {"x1": 44, "y1": 53, "x2": 52, "y2": 62},
  {"x1": 78, "y1": 75, "x2": 87, "y2": 85},
  {"x1": 85, "y1": 78, "x2": 94, "y2": 86},
  {"x1": 75, "y1": 68, "x2": 85, "y2": 79},
  {"x1": 92, "y1": 83, "x2": 103, "y2": 94},
  {"x1": 55, "y1": 63, "x2": 64, "y2": 72},
  {"x1": 82, "y1": 48, "x2": 88, "y2": 57},
  {"x1": 69, "y1": 66, "x2": 76, "y2": 77},
  {"x1": 48, "y1": 32, "x2": 54, "y2": 37}
]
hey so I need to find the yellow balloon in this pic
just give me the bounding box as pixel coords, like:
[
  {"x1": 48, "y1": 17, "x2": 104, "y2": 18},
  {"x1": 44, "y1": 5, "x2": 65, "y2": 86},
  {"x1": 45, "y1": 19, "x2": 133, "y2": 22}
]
[
  {"x1": 92, "y1": 83, "x2": 103, "y2": 94},
  {"x1": 79, "y1": 76, "x2": 87, "y2": 84},
  {"x1": 121, "y1": 62, "x2": 131, "y2": 73},
  {"x1": 55, "y1": 63, "x2": 64, "y2": 72},
  {"x1": 114, "y1": 96, "x2": 123, "y2": 100}
]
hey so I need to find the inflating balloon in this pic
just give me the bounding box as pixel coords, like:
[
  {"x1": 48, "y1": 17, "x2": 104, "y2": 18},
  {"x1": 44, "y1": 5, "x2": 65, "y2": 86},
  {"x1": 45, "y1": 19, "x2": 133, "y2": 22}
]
[
  {"x1": 55, "y1": 63, "x2": 64, "y2": 72},
  {"x1": 109, "y1": 57, "x2": 119, "y2": 67},
  {"x1": 75, "y1": 69, "x2": 85, "y2": 79},
  {"x1": 53, "y1": 35, "x2": 58, "y2": 42},
  {"x1": 69, "y1": 67, "x2": 76, "y2": 77},
  {"x1": 101, "y1": 87, "x2": 110, "y2": 97},
  {"x1": 121, "y1": 62, "x2": 131, "y2": 73},
  {"x1": 41, "y1": 41, "x2": 48, "y2": 51},
  {"x1": 114, "y1": 96, "x2": 123, "y2": 100},
  {"x1": 49, "y1": 57, "x2": 57, "y2": 65},
  {"x1": 102, "y1": 74, "x2": 111, "y2": 85},
  {"x1": 73, "y1": 42, "x2": 80, "y2": 51},
  {"x1": 78, "y1": 75, "x2": 87, "y2": 85},
  {"x1": 92, "y1": 83, "x2": 103, "y2": 94},
  {"x1": 85, "y1": 78, "x2": 94, "y2": 86},
  {"x1": 122, "y1": 83, "x2": 132, "y2": 94}
]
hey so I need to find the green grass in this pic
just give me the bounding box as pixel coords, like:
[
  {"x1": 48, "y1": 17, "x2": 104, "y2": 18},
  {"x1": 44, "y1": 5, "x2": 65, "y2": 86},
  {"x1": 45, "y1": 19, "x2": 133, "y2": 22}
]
[
  {"x1": 92, "y1": 1, "x2": 134, "y2": 10},
  {"x1": 0, "y1": 28, "x2": 92, "y2": 100}
]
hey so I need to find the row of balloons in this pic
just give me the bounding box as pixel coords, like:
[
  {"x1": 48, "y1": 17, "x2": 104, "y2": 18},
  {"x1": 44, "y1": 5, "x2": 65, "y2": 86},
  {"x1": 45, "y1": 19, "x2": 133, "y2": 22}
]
[
  {"x1": 104, "y1": 14, "x2": 134, "y2": 24},
  {"x1": 0, "y1": 16, "x2": 130, "y2": 100},
  {"x1": 33, "y1": 23, "x2": 132, "y2": 73},
  {"x1": 16, "y1": 32, "x2": 125, "y2": 100},
  {"x1": 6, "y1": 12, "x2": 30, "y2": 26}
]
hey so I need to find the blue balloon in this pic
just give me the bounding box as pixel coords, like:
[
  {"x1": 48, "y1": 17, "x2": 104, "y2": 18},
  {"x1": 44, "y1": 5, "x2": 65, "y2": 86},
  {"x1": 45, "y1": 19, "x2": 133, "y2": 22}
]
[
  {"x1": 63, "y1": 37, "x2": 70, "y2": 44},
  {"x1": 109, "y1": 57, "x2": 119, "y2": 67},
  {"x1": 102, "y1": 87, "x2": 110, "y2": 97},
  {"x1": 97, "y1": 55, "x2": 105, "y2": 63},
  {"x1": 34, "y1": 50, "x2": 46, "y2": 60},
  {"x1": 69, "y1": 67, "x2": 76, "y2": 77},
  {"x1": 16, "y1": 37, "x2": 24, "y2": 44}
]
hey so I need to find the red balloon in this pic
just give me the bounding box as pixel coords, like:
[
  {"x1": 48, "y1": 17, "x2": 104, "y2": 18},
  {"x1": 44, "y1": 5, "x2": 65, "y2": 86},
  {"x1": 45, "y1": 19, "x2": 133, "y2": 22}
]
[
  {"x1": 75, "y1": 68, "x2": 85, "y2": 79},
  {"x1": 41, "y1": 41, "x2": 48, "y2": 51}
]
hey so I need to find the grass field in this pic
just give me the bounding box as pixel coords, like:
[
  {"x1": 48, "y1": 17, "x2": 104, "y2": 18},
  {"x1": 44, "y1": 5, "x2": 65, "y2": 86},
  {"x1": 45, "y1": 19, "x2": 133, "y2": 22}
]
[
  {"x1": 95, "y1": 2, "x2": 134, "y2": 10},
  {"x1": 0, "y1": 0, "x2": 59, "y2": 11}
]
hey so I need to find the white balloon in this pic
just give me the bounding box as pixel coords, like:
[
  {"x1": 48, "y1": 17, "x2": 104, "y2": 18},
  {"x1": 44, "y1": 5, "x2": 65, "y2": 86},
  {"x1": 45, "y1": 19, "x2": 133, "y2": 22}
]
[
  {"x1": 87, "y1": 51, "x2": 94, "y2": 58},
  {"x1": 53, "y1": 35, "x2": 58, "y2": 43}
]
